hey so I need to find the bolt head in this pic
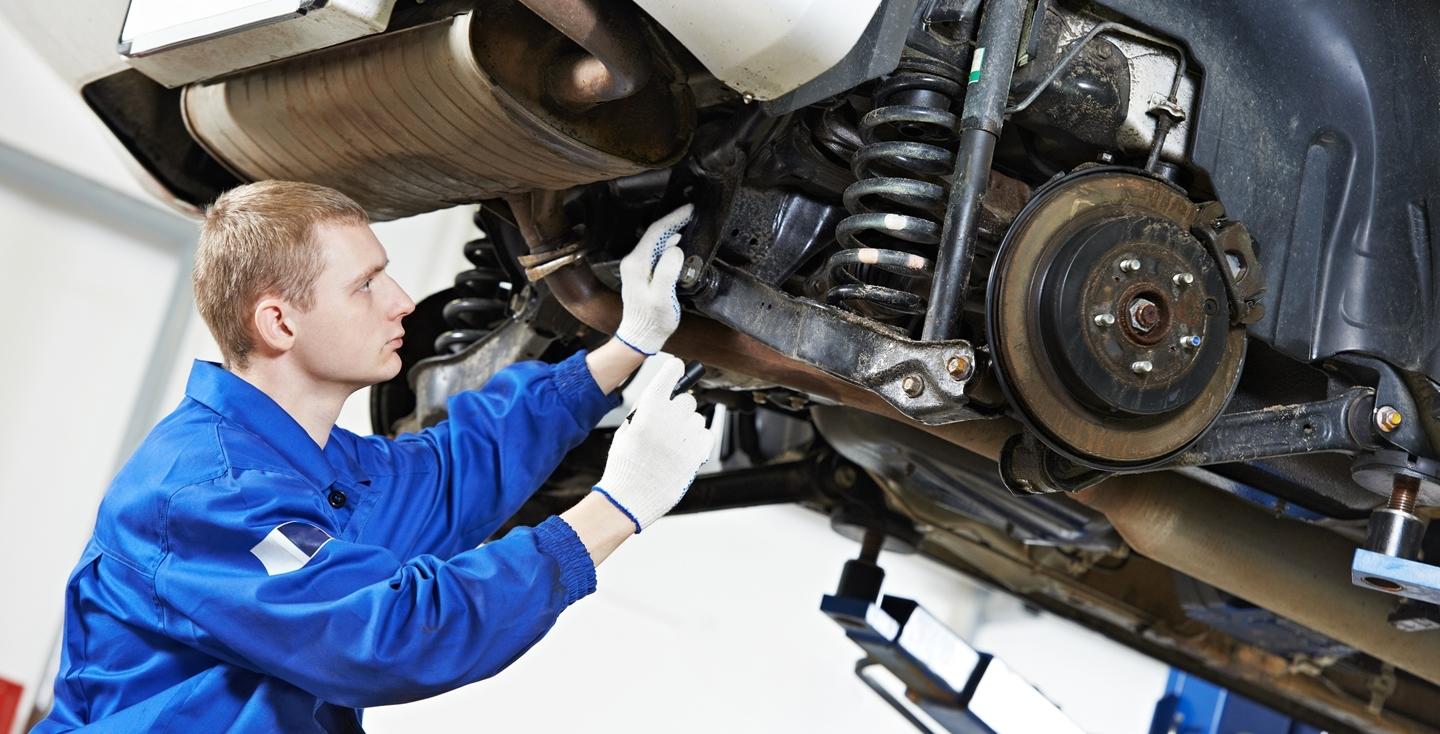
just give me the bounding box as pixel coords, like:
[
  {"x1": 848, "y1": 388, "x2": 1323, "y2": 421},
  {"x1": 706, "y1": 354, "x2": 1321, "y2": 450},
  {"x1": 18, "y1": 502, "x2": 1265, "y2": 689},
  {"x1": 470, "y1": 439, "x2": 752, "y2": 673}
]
[
  {"x1": 1173, "y1": 272, "x2": 1194, "y2": 286},
  {"x1": 946, "y1": 355, "x2": 973, "y2": 381},
  {"x1": 1119, "y1": 258, "x2": 1142, "y2": 273},
  {"x1": 901, "y1": 375, "x2": 924, "y2": 397},
  {"x1": 1376, "y1": 406, "x2": 1404, "y2": 433},
  {"x1": 677, "y1": 255, "x2": 705, "y2": 288},
  {"x1": 1093, "y1": 312, "x2": 1116, "y2": 327},
  {"x1": 1180, "y1": 334, "x2": 1202, "y2": 349},
  {"x1": 1131, "y1": 360, "x2": 1153, "y2": 375}
]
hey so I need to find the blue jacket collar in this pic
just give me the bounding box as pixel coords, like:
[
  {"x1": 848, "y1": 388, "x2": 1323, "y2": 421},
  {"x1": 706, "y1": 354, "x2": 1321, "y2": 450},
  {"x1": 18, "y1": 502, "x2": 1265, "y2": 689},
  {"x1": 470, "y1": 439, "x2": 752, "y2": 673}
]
[{"x1": 184, "y1": 360, "x2": 349, "y2": 489}]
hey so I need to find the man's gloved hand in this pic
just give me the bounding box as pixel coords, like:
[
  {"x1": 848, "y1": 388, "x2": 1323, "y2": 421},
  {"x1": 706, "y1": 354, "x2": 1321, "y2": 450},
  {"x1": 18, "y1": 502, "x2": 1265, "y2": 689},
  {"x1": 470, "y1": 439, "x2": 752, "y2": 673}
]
[
  {"x1": 614, "y1": 203, "x2": 694, "y2": 356},
  {"x1": 593, "y1": 356, "x2": 713, "y2": 533}
]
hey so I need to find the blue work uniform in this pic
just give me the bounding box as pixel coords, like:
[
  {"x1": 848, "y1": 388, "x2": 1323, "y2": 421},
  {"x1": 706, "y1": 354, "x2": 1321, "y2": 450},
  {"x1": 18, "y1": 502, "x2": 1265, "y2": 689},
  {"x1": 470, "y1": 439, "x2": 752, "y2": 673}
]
[{"x1": 34, "y1": 351, "x2": 620, "y2": 732}]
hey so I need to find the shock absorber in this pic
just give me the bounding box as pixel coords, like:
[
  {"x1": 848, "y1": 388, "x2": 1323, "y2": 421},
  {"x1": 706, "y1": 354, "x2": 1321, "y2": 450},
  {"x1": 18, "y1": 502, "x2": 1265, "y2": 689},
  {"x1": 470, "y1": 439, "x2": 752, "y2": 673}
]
[
  {"x1": 433, "y1": 226, "x2": 514, "y2": 355},
  {"x1": 825, "y1": 59, "x2": 964, "y2": 326}
]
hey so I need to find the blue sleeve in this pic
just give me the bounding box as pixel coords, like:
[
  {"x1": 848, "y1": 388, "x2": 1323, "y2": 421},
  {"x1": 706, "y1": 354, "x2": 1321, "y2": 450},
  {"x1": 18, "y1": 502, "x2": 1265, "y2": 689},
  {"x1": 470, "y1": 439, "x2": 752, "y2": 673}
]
[
  {"x1": 354, "y1": 350, "x2": 620, "y2": 558},
  {"x1": 154, "y1": 474, "x2": 597, "y2": 708}
]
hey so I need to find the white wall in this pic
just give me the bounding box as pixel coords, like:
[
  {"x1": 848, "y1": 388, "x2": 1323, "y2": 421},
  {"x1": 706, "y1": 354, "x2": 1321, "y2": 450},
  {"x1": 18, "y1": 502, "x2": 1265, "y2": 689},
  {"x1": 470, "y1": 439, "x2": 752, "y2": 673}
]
[
  {"x1": 362, "y1": 504, "x2": 1173, "y2": 734},
  {"x1": 367, "y1": 506, "x2": 994, "y2": 733},
  {"x1": 0, "y1": 8, "x2": 1168, "y2": 734},
  {"x1": 0, "y1": 13, "x2": 197, "y2": 728},
  {"x1": 0, "y1": 158, "x2": 191, "y2": 734},
  {"x1": 0, "y1": 2, "x2": 151, "y2": 204}
]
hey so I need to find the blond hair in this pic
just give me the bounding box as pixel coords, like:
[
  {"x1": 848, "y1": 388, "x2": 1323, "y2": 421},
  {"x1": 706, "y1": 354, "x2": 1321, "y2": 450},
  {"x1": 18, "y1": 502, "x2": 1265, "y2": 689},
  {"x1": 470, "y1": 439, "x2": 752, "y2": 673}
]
[{"x1": 192, "y1": 181, "x2": 369, "y2": 369}]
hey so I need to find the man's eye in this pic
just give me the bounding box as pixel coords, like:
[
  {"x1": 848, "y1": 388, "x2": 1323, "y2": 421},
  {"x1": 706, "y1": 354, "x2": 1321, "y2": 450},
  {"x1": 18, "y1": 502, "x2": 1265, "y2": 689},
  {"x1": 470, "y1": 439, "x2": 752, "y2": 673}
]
[{"x1": 360, "y1": 278, "x2": 372, "y2": 291}]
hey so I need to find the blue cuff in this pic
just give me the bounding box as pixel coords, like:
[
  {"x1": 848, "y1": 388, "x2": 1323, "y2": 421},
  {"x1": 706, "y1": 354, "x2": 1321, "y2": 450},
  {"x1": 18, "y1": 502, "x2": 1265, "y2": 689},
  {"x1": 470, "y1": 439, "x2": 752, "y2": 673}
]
[
  {"x1": 592, "y1": 486, "x2": 643, "y2": 534},
  {"x1": 533, "y1": 516, "x2": 597, "y2": 605},
  {"x1": 552, "y1": 350, "x2": 623, "y2": 426},
  {"x1": 614, "y1": 334, "x2": 654, "y2": 357}
]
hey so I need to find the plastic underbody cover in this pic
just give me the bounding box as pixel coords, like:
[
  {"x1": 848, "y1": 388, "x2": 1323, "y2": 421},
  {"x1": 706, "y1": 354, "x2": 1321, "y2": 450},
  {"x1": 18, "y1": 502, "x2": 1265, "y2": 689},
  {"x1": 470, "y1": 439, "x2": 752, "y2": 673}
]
[{"x1": 1094, "y1": 0, "x2": 1440, "y2": 380}]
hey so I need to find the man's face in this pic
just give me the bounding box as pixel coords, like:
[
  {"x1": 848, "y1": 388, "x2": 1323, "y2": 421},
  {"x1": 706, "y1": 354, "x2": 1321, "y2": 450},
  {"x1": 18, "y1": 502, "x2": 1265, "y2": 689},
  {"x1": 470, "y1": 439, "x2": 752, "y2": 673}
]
[{"x1": 289, "y1": 221, "x2": 415, "y2": 389}]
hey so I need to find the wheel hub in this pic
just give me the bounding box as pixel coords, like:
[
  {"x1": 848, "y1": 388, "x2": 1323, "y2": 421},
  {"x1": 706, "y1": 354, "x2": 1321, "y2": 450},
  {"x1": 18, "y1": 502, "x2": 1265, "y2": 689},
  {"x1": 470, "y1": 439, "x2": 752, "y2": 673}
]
[{"x1": 987, "y1": 169, "x2": 1246, "y2": 469}]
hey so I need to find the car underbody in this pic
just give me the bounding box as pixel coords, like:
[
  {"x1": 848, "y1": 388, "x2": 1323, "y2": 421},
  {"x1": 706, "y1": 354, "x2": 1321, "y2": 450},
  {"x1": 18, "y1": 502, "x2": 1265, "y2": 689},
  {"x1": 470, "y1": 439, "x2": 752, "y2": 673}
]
[{"x1": 74, "y1": 0, "x2": 1440, "y2": 730}]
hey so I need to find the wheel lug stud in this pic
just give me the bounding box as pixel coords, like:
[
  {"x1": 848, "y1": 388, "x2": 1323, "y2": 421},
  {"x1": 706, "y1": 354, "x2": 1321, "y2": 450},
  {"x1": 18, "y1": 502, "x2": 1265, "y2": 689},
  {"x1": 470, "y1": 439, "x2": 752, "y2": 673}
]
[
  {"x1": 1131, "y1": 360, "x2": 1153, "y2": 375},
  {"x1": 1173, "y1": 272, "x2": 1194, "y2": 286},
  {"x1": 1093, "y1": 313, "x2": 1116, "y2": 327}
]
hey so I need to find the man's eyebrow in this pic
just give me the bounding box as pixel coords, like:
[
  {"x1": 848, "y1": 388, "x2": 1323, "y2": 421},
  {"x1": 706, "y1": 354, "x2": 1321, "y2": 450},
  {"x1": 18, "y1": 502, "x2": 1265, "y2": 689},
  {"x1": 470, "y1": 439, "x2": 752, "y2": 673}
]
[{"x1": 350, "y1": 259, "x2": 389, "y2": 288}]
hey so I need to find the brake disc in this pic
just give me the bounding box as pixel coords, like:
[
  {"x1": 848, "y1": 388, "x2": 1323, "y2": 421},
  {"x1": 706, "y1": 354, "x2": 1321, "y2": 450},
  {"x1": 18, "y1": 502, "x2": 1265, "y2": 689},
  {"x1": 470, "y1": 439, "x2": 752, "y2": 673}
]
[{"x1": 986, "y1": 169, "x2": 1246, "y2": 469}]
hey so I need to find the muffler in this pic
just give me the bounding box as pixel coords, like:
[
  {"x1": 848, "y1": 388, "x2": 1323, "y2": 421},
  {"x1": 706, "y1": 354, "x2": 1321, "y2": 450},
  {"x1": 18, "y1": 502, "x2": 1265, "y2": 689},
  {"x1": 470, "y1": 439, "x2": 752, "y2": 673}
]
[{"x1": 182, "y1": 2, "x2": 692, "y2": 219}]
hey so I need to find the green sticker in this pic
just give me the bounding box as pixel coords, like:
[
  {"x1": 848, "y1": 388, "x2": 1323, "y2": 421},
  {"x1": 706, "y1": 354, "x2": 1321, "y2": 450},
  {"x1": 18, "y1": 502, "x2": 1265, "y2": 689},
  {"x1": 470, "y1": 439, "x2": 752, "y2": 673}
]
[{"x1": 968, "y1": 47, "x2": 986, "y2": 84}]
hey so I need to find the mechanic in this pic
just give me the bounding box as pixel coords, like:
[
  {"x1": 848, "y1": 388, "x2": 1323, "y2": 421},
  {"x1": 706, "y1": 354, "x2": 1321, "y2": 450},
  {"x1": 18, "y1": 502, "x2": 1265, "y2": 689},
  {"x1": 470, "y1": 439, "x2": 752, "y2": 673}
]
[{"x1": 33, "y1": 181, "x2": 712, "y2": 732}]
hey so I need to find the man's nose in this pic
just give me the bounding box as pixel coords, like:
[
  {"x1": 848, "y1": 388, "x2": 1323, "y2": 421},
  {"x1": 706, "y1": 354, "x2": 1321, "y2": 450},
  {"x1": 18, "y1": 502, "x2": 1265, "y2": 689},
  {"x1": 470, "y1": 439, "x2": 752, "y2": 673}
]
[{"x1": 389, "y1": 278, "x2": 416, "y2": 320}]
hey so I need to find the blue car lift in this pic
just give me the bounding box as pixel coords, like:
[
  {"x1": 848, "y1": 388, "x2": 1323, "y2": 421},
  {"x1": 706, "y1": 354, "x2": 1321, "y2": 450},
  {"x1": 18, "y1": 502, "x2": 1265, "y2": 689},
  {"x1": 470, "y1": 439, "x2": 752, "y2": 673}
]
[
  {"x1": 822, "y1": 530, "x2": 1085, "y2": 733},
  {"x1": 824, "y1": 531, "x2": 1331, "y2": 734},
  {"x1": 1148, "y1": 670, "x2": 1325, "y2": 734}
]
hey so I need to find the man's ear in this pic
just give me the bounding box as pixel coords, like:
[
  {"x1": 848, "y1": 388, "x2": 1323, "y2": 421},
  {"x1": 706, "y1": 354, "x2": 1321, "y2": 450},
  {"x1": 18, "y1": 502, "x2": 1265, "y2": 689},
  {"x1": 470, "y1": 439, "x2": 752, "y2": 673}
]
[{"x1": 251, "y1": 296, "x2": 297, "y2": 356}]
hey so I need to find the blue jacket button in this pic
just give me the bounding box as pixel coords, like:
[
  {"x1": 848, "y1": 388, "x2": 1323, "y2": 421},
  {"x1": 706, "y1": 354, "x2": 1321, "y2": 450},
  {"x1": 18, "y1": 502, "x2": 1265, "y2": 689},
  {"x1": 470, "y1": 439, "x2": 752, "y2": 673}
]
[{"x1": 327, "y1": 489, "x2": 347, "y2": 509}]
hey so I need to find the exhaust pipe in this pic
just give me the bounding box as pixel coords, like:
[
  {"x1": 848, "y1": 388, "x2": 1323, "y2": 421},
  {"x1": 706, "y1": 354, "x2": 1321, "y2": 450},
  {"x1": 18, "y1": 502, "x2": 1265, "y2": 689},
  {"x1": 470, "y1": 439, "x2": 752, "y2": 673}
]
[{"x1": 1075, "y1": 476, "x2": 1440, "y2": 687}]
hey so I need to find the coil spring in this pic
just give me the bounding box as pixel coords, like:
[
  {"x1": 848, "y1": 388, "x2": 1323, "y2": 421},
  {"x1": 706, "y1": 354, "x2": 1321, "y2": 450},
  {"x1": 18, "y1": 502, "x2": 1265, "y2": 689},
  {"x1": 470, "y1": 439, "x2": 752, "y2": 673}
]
[
  {"x1": 433, "y1": 227, "x2": 514, "y2": 355},
  {"x1": 825, "y1": 61, "x2": 964, "y2": 322}
]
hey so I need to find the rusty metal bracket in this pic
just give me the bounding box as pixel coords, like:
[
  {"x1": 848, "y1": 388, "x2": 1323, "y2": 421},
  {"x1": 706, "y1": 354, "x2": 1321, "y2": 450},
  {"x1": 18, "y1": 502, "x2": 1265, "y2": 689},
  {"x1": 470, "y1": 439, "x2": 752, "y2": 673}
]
[
  {"x1": 1192, "y1": 202, "x2": 1266, "y2": 326},
  {"x1": 688, "y1": 263, "x2": 984, "y2": 425}
]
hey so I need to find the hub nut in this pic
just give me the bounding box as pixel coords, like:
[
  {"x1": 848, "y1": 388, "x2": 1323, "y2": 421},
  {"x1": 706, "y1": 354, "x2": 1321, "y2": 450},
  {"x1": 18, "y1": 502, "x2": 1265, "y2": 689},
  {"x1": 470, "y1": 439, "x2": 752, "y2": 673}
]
[
  {"x1": 1127, "y1": 297, "x2": 1161, "y2": 333},
  {"x1": 902, "y1": 375, "x2": 925, "y2": 397}
]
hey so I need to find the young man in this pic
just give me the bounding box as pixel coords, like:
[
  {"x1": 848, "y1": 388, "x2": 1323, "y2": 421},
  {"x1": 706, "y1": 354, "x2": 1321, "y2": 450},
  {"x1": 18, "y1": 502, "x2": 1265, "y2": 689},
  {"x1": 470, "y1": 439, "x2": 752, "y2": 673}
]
[{"x1": 34, "y1": 181, "x2": 712, "y2": 732}]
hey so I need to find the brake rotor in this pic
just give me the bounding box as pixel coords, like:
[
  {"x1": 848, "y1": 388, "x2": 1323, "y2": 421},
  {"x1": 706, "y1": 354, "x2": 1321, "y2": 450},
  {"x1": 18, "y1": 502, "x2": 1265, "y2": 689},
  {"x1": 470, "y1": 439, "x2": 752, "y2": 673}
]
[{"x1": 986, "y1": 169, "x2": 1246, "y2": 469}]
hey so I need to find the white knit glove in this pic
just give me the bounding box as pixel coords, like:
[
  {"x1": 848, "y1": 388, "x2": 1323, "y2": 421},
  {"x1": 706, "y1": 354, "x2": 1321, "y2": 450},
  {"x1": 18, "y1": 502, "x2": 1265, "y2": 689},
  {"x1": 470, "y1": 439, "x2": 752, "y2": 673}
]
[
  {"x1": 593, "y1": 356, "x2": 714, "y2": 532},
  {"x1": 614, "y1": 204, "x2": 694, "y2": 355}
]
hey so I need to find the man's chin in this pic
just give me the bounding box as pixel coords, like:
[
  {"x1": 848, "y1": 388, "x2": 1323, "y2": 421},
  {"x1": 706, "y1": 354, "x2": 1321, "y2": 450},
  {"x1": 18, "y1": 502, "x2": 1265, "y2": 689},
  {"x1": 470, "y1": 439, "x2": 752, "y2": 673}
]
[
  {"x1": 378, "y1": 355, "x2": 404, "y2": 383},
  {"x1": 349, "y1": 358, "x2": 403, "y2": 390}
]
